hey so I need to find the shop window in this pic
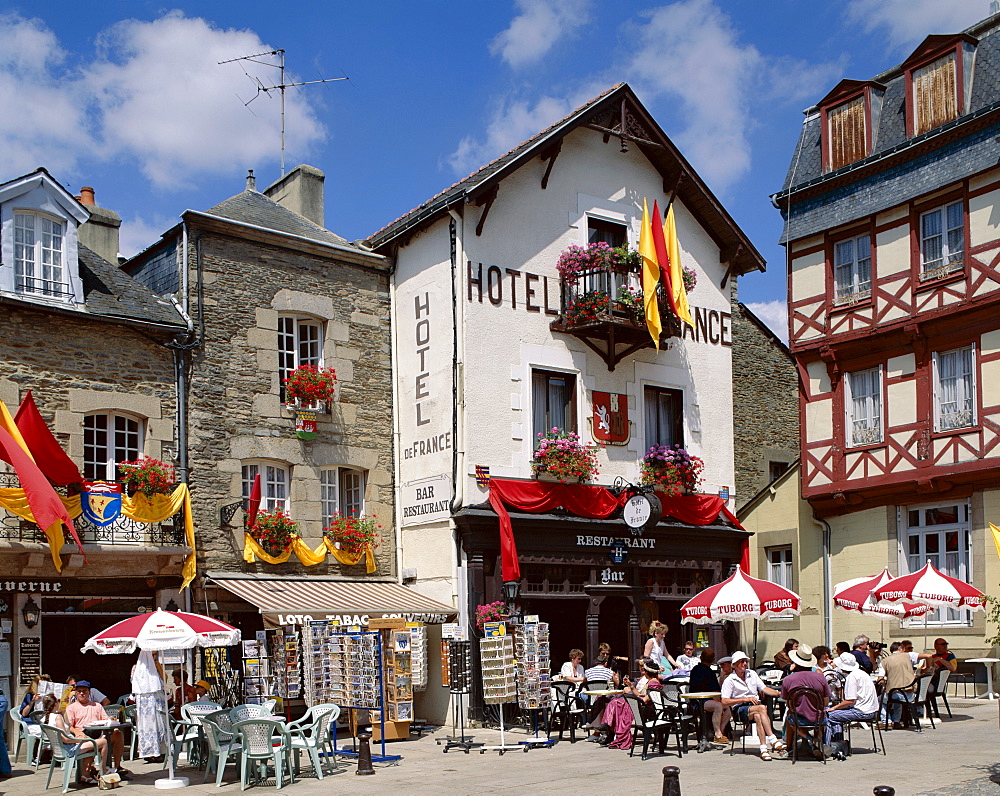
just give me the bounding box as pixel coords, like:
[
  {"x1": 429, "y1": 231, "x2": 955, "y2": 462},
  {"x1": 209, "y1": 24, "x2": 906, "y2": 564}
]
[
  {"x1": 320, "y1": 467, "x2": 366, "y2": 524},
  {"x1": 845, "y1": 366, "x2": 882, "y2": 447},
  {"x1": 933, "y1": 345, "x2": 975, "y2": 432},
  {"x1": 833, "y1": 233, "x2": 872, "y2": 305},
  {"x1": 904, "y1": 502, "x2": 971, "y2": 625},
  {"x1": 83, "y1": 413, "x2": 143, "y2": 481},
  {"x1": 278, "y1": 316, "x2": 323, "y2": 399},
  {"x1": 241, "y1": 461, "x2": 289, "y2": 513},
  {"x1": 14, "y1": 212, "x2": 69, "y2": 298},
  {"x1": 827, "y1": 95, "x2": 867, "y2": 171},
  {"x1": 644, "y1": 386, "x2": 684, "y2": 452},
  {"x1": 531, "y1": 369, "x2": 577, "y2": 439},
  {"x1": 919, "y1": 201, "x2": 965, "y2": 280}
]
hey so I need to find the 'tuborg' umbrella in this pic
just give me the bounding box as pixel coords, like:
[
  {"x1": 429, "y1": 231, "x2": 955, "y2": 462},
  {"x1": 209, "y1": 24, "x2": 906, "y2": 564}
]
[
  {"x1": 680, "y1": 567, "x2": 801, "y2": 624},
  {"x1": 872, "y1": 561, "x2": 986, "y2": 611},
  {"x1": 834, "y1": 568, "x2": 930, "y2": 619}
]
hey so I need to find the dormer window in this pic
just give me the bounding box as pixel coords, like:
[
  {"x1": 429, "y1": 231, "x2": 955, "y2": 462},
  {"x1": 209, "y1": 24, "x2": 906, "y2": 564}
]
[
  {"x1": 14, "y1": 212, "x2": 68, "y2": 297},
  {"x1": 902, "y1": 34, "x2": 976, "y2": 138},
  {"x1": 819, "y1": 80, "x2": 884, "y2": 173}
]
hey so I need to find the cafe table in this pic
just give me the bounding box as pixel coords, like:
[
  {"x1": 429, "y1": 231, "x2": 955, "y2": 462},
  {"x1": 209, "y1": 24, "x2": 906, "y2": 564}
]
[
  {"x1": 678, "y1": 692, "x2": 722, "y2": 753},
  {"x1": 965, "y1": 658, "x2": 1000, "y2": 699}
]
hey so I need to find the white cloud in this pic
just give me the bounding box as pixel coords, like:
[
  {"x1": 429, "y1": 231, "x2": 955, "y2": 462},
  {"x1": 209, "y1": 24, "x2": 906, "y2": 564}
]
[
  {"x1": 490, "y1": 0, "x2": 592, "y2": 68},
  {"x1": 846, "y1": 0, "x2": 989, "y2": 51},
  {"x1": 745, "y1": 300, "x2": 788, "y2": 343}
]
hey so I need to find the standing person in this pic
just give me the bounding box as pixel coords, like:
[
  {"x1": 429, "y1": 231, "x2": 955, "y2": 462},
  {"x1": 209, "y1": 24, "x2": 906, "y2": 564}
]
[
  {"x1": 0, "y1": 683, "x2": 11, "y2": 778},
  {"x1": 688, "y1": 648, "x2": 732, "y2": 746},
  {"x1": 19, "y1": 674, "x2": 52, "y2": 739},
  {"x1": 720, "y1": 651, "x2": 785, "y2": 760},
  {"x1": 675, "y1": 641, "x2": 701, "y2": 670},
  {"x1": 825, "y1": 652, "x2": 879, "y2": 745},
  {"x1": 779, "y1": 644, "x2": 831, "y2": 759},
  {"x1": 131, "y1": 650, "x2": 167, "y2": 762},
  {"x1": 772, "y1": 638, "x2": 798, "y2": 670},
  {"x1": 643, "y1": 621, "x2": 676, "y2": 674}
]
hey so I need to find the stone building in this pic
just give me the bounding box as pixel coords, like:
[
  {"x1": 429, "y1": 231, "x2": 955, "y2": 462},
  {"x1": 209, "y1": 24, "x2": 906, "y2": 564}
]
[
  {"x1": 747, "y1": 12, "x2": 1000, "y2": 665},
  {"x1": 0, "y1": 168, "x2": 188, "y2": 696},
  {"x1": 731, "y1": 298, "x2": 798, "y2": 507}
]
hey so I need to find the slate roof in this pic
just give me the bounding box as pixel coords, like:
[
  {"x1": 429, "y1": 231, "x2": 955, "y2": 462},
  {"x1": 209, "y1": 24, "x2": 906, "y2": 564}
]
[
  {"x1": 78, "y1": 244, "x2": 186, "y2": 327},
  {"x1": 369, "y1": 83, "x2": 765, "y2": 276},
  {"x1": 205, "y1": 189, "x2": 352, "y2": 248},
  {"x1": 776, "y1": 13, "x2": 1000, "y2": 242}
]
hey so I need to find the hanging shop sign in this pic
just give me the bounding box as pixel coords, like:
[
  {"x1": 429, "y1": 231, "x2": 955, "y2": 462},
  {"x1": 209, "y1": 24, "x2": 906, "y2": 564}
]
[
  {"x1": 597, "y1": 568, "x2": 626, "y2": 585},
  {"x1": 400, "y1": 473, "x2": 452, "y2": 526},
  {"x1": 622, "y1": 492, "x2": 662, "y2": 535},
  {"x1": 609, "y1": 540, "x2": 629, "y2": 564},
  {"x1": 591, "y1": 392, "x2": 630, "y2": 445},
  {"x1": 482, "y1": 621, "x2": 506, "y2": 637}
]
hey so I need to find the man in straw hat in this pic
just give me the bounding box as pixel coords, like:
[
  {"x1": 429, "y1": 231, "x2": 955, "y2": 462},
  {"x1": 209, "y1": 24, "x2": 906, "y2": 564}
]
[
  {"x1": 825, "y1": 651, "x2": 879, "y2": 745},
  {"x1": 721, "y1": 651, "x2": 785, "y2": 760},
  {"x1": 779, "y1": 643, "x2": 832, "y2": 759}
]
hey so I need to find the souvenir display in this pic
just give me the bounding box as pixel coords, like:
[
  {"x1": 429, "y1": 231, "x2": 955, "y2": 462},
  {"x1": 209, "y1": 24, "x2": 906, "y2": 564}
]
[
  {"x1": 384, "y1": 630, "x2": 413, "y2": 721},
  {"x1": 301, "y1": 621, "x2": 340, "y2": 707},
  {"x1": 267, "y1": 625, "x2": 301, "y2": 700},
  {"x1": 447, "y1": 640, "x2": 472, "y2": 694},
  {"x1": 203, "y1": 647, "x2": 241, "y2": 706},
  {"x1": 240, "y1": 639, "x2": 272, "y2": 705},
  {"x1": 408, "y1": 624, "x2": 428, "y2": 692},
  {"x1": 514, "y1": 622, "x2": 551, "y2": 710},
  {"x1": 479, "y1": 634, "x2": 516, "y2": 705}
]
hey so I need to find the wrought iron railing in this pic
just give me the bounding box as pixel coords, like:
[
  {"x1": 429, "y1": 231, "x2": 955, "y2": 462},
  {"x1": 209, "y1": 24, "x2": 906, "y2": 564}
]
[
  {"x1": 558, "y1": 265, "x2": 676, "y2": 331},
  {"x1": 0, "y1": 473, "x2": 186, "y2": 546}
]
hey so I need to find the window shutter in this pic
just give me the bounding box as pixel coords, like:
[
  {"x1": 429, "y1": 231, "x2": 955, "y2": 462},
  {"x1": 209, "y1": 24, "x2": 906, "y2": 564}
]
[
  {"x1": 828, "y1": 96, "x2": 866, "y2": 170},
  {"x1": 913, "y1": 54, "x2": 958, "y2": 135}
]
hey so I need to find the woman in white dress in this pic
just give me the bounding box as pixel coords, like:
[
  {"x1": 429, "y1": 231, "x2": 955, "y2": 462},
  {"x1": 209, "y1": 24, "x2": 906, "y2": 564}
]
[
  {"x1": 130, "y1": 650, "x2": 167, "y2": 761},
  {"x1": 643, "y1": 621, "x2": 677, "y2": 674}
]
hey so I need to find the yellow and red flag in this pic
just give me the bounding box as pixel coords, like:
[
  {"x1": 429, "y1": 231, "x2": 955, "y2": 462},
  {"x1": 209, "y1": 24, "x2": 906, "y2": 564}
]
[
  {"x1": 0, "y1": 398, "x2": 33, "y2": 463},
  {"x1": 650, "y1": 200, "x2": 680, "y2": 318},
  {"x1": 990, "y1": 522, "x2": 1000, "y2": 562},
  {"x1": 639, "y1": 198, "x2": 662, "y2": 347},
  {"x1": 664, "y1": 204, "x2": 694, "y2": 328}
]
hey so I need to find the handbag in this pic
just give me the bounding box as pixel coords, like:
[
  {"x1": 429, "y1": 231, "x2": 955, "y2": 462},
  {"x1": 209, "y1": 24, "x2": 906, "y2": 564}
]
[{"x1": 98, "y1": 772, "x2": 121, "y2": 790}]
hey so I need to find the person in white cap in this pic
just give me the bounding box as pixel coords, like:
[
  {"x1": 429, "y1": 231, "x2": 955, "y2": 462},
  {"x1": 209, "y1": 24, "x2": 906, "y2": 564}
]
[
  {"x1": 825, "y1": 651, "x2": 879, "y2": 745},
  {"x1": 720, "y1": 651, "x2": 784, "y2": 760}
]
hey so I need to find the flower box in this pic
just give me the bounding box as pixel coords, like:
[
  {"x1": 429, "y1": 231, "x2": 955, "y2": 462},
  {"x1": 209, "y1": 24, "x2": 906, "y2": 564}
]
[
  {"x1": 117, "y1": 456, "x2": 175, "y2": 497},
  {"x1": 250, "y1": 509, "x2": 299, "y2": 557},
  {"x1": 640, "y1": 445, "x2": 704, "y2": 496},
  {"x1": 531, "y1": 428, "x2": 600, "y2": 483}
]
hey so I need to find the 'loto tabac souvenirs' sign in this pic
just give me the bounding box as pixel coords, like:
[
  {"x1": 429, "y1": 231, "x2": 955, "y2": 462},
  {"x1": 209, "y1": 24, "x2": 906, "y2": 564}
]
[{"x1": 591, "y1": 392, "x2": 630, "y2": 445}]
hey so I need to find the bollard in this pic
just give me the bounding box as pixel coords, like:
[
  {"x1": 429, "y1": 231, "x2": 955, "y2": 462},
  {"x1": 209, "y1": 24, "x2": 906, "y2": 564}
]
[
  {"x1": 872, "y1": 788, "x2": 894, "y2": 796},
  {"x1": 356, "y1": 716, "x2": 375, "y2": 776},
  {"x1": 661, "y1": 766, "x2": 681, "y2": 796}
]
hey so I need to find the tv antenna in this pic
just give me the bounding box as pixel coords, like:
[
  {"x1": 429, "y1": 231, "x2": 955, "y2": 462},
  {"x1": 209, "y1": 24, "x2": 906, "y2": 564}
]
[{"x1": 219, "y1": 49, "x2": 347, "y2": 176}]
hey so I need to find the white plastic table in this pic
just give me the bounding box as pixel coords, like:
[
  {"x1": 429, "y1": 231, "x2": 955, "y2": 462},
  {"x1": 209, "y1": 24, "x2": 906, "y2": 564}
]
[{"x1": 965, "y1": 658, "x2": 1000, "y2": 699}]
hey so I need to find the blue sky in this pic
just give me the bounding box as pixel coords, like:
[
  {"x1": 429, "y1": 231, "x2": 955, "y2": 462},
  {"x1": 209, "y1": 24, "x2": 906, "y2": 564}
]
[{"x1": 1, "y1": 0, "x2": 992, "y2": 338}]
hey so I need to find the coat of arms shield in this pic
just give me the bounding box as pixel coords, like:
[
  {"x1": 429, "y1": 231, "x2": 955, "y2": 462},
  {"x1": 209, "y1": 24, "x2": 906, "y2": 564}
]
[
  {"x1": 80, "y1": 482, "x2": 123, "y2": 527},
  {"x1": 591, "y1": 391, "x2": 630, "y2": 445}
]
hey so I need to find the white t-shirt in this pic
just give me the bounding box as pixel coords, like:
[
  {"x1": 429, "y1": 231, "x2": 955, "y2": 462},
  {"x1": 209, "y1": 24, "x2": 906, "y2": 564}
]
[
  {"x1": 843, "y1": 669, "x2": 879, "y2": 715},
  {"x1": 676, "y1": 653, "x2": 701, "y2": 669},
  {"x1": 721, "y1": 669, "x2": 766, "y2": 701},
  {"x1": 560, "y1": 661, "x2": 584, "y2": 680}
]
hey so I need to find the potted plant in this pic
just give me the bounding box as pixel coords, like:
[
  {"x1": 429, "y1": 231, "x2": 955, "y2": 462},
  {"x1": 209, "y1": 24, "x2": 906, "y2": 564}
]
[
  {"x1": 532, "y1": 428, "x2": 600, "y2": 483},
  {"x1": 117, "y1": 456, "x2": 175, "y2": 497},
  {"x1": 475, "y1": 601, "x2": 509, "y2": 629},
  {"x1": 250, "y1": 509, "x2": 299, "y2": 557},
  {"x1": 639, "y1": 444, "x2": 705, "y2": 497},
  {"x1": 323, "y1": 514, "x2": 382, "y2": 557},
  {"x1": 556, "y1": 241, "x2": 618, "y2": 281},
  {"x1": 615, "y1": 284, "x2": 645, "y2": 324},
  {"x1": 284, "y1": 365, "x2": 337, "y2": 410},
  {"x1": 564, "y1": 290, "x2": 610, "y2": 326}
]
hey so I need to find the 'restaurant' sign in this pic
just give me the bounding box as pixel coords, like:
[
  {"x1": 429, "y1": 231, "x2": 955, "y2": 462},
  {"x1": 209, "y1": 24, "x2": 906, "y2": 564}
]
[{"x1": 400, "y1": 473, "x2": 452, "y2": 526}]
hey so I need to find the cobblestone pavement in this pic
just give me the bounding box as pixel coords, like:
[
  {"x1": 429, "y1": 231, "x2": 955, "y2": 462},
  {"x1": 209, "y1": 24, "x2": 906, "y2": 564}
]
[{"x1": 1, "y1": 698, "x2": 996, "y2": 796}]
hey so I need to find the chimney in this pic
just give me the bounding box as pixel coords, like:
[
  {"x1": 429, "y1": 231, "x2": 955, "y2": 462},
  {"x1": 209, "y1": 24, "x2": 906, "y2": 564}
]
[
  {"x1": 263, "y1": 164, "x2": 325, "y2": 227},
  {"x1": 246, "y1": 169, "x2": 257, "y2": 192},
  {"x1": 76, "y1": 186, "x2": 122, "y2": 265}
]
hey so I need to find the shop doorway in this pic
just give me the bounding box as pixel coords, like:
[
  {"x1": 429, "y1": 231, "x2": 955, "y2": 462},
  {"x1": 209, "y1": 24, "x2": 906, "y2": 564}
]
[
  {"x1": 42, "y1": 614, "x2": 137, "y2": 700},
  {"x1": 522, "y1": 597, "x2": 587, "y2": 673},
  {"x1": 597, "y1": 594, "x2": 635, "y2": 670}
]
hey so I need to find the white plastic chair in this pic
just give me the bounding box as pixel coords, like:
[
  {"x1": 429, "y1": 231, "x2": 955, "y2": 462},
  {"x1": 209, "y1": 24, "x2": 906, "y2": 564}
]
[
  {"x1": 39, "y1": 724, "x2": 102, "y2": 794},
  {"x1": 286, "y1": 704, "x2": 340, "y2": 779},
  {"x1": 233, "y1": 718, "x2": 294, "y2": 790},
  {"x1": 202, "y1": 716, "x2": 243, "y2": 787}
]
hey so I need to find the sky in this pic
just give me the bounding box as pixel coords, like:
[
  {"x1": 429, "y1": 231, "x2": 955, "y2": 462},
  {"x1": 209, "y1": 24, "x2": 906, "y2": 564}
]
[{"x1": 1, "y1": 0, "x2": 994, "y2": 340}]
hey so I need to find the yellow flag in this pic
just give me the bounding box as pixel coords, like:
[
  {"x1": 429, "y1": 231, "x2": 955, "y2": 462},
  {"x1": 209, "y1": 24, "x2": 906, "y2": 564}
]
[
  {"x1": 664, "y1": 204, "x2": 694, "y2": 328},
  {"x1": 990, "y1": 523, "x2": 1000, "y2": 562},
  {"x1": 0, "y1": 400, "x2": 33, "y2": 460},
  {"x1": 639, "y1": 198, "x2": 662, "y2": 348}
]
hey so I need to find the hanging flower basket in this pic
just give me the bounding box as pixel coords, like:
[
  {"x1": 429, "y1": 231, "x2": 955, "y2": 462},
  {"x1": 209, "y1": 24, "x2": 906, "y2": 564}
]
[
  {"x1": 250, "y1": 509, "x2": 299, "y2": 557},
  {"x1": 640, "y1": 445, "x2": 704, "y2": 496},
  {"x1": 531, "y1": 428, "x2": 600, "y2": 483},
  {"x1": 284, "y1": 365, "x2": 337, "y2": 411},
  {"x1": 323, "y1": 514, "x2": 381, "y2": 557},
  {"x1": 117, "y1": 456, "x2": 175, "y2": 497}
]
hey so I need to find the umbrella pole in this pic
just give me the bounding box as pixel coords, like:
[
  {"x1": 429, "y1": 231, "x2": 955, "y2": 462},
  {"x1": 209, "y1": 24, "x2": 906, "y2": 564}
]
[{"x1": 752, "y1": 618, "x2": 759, "y2": 667}]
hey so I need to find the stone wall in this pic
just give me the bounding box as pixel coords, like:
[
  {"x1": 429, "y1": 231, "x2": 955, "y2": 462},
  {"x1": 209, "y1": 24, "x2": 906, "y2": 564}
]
[
  {"x1": 731, "y1": 294, "x2": 799, "y2": 509},
  {"x1": 181, "y1": 231, "x2": 395, "y2": 577}
]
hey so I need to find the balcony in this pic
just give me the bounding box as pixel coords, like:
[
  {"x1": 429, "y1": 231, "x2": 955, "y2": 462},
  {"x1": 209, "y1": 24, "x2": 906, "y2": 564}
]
[
  {"x1": 549, "y1": 265, "x2": 680, "y2": 370},
  {"x1": 0, "y1": 474, "x2": 186, "y2": 547}
]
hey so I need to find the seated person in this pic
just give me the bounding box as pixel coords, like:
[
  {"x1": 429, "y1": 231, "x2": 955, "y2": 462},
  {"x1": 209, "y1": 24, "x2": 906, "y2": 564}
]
[
  {"x1": 559, "y1": 649, "x2": 586, "y2": 690},
  {"x1": 66, "y1": 675, "x2": 111, "y2": 707},
  {"x1": 835, "y1": 641, "x2": 852, "y2": 657},
  {"x1": 688, "y1": 648, "x2": 731, "y2": 746},
  {"x1": 623, "y1": 660, "x2": 662, "y2": 700},
  {"x1": 583, "y1": 653, "x2": 620, "y2": 727},
  {"x1": 929, "y1": 638, "x2": 958, "y2": 678},
  {"x1": 194, "y1": 680, "x2": 213, "y2": 701},
  {"x1": 598, "y1": 642, "x2": 630, "y2": 682},
  {"x1": 850, "y1": 636, "x2": 876, "y2": 674},
  {"x1": 170, "y1": 669, "x2": 198, "y2": 718},
  {"x1": 813, "y1": 645, "x2": 841, "y2": 702},
  {"x1": 882, "y1": 639, "x2": 929, "y2": 728},
  {"x1": 772, "y1": 638, "x2": 798, "y2": 671},
  {"x1": 825, "y1": 653, "x2": 879, "y2": 745},
  {"x1": 721, "y1": 651, "x2": 784, "y2": 760},
  {"x1": 20, "y1": 674, "x2": 52, "y2": 738},
  {"x1": 41, "y1": 694, "x2": 107, "y2": 784},
  {"x1": 779, "y1": 644, "x2": 831, "y2": 759},
  {"x1": 675, "y1": 642, "x2": 701, "y2": 670},
  {"x1": 64, "y1": 681, "x2": 131, "y2": 779}
]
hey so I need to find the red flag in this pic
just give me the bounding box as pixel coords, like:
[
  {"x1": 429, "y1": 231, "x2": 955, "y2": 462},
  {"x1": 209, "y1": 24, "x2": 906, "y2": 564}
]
[
  {"x1": 247, "y1": 472, "x2": 262, "y2": 528},
  {"x1": 650, "y1": 201, "x2": 679, "y2": 317},
  {"x1": 14, "y1": 392, "x2": 83, "y2": 486},
  {"x1": 0, "y1": 425, "x2": 86, "y2": 570}
]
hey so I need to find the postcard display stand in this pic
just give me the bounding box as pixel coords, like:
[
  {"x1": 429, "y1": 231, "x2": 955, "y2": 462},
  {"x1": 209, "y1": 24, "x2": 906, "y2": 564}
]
[
  {"x1": 440, "y1": 640, "x2": 474, "y2": 753},
  {"x1": 515, "y1": 622, "x2": 554, "y2": 748},
  {"x1": 478, "y1": 634, "x2": 520, "y2": 755},
  {"x1": 268, "y1": 626, "x2": 302, "y2": 717},
  {"x1": 409, "y1": 625, "x2": 428, "y2": 693},
  {"x1": 240, "y1": 640, "x2": 272, "y2": 706}
]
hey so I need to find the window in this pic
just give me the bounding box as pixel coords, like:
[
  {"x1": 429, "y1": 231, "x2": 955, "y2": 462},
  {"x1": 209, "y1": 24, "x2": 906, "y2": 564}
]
[
  {"x1": 833, "y1": 233, "x2": 872, "y2": 304},
  {"x1": 827, "y1": 95, "x2": 867, "y2": 171},
  {"x1": 587, "y1": 217, "x2": 627, "y2": 247},
  {"x1": 920, "y1": 201, "x2": 964, "y2": 278},
  {"x1": 767, "y1": 547, "x2": 793, "y2": 618},
  {"x1": 532, "y1": 369, "x2": 577, "y2": 439},
  {"x1": 278, "y1": 316, "x2": 323, "y2": 397},
  {"x1": 845, "y1": 367, "x2": 882, "y2": 447},
  {"x1": 904, "y1": 502, "x2": 971, "y2": 625},
  {"x1": 241, "y1": 462, "x2": 289, "y2": 513},
  {"x1": 933, "y1": 345, "x2": 975, "y2": 432},
  {"x1": 768, "y1": 461, "x2": 790, "y2": 482},
  {"x1": 912, "y1": 53, "x2": 958, "y2": 136},
  {"x1": 14, "y1": 212, "x2": 68, "y2": 297},
  {"x1": 320, "y1": 467, "x2": 366, "y2": 525},
  {"x1": 644, "y1": 387, "x2": 683, "y2": 452},
  {"x1": 83, "y1": 413, "x2": 142, "y2": 481}
]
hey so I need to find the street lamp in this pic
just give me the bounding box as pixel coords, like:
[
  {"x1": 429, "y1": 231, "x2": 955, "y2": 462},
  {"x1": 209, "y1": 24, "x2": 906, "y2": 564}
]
[
  {"x1": 501, "y1": 579, "x2": 521, "y2": 621},
  {"x1": 165, "y1": 598, "x2": 179, "y2": 612},
  {"x1": 22, "y1": 595, "x2": 40, "y2": 629}
]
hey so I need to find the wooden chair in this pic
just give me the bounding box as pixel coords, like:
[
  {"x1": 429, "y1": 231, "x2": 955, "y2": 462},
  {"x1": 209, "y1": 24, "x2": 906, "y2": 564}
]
[{"x1": 783, "y1": 686, "x2": 828, "y2": 764}]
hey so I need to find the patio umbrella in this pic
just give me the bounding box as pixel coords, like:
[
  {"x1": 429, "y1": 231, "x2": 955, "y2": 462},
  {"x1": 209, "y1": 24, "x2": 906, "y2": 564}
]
[
  {"x1": 82, "y1": 608, "x2": 241, "y2": 789},
  {"x1": 833, "y1": 568, "x2": 931, "y2": 620},
  {"x1": 680, "y1": 568, "x2": 801, "y2": 665}
]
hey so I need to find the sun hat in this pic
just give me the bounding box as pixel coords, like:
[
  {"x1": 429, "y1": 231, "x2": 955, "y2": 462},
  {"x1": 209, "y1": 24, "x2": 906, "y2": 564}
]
[
  {"x1": 835, "y1": 652, "x2": 860, "y2": 672},
  {"x1": 717, "y1": 655, "x2": 733, "y2": 665},
  {"x1": 730, "y1": 651, "x2": 750, "y2": 665},
  {"x1": 788, "y1": 642, "x2": 817, "y2": 669},
  {"x1": 196, "y1": 680, "x2": 211, "y2": 690}
]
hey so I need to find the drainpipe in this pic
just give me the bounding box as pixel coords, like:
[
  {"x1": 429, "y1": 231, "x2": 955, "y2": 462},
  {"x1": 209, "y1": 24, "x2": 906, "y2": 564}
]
[
  {"x1": 388, "y1": 246, "x2": 404, "y2": 583},
  {"x1": 448, "y1": 208, "x2": 467, "y2": 627},
  {"x1": 813, "y1": 515, "x2": 833, "y2": 648}
]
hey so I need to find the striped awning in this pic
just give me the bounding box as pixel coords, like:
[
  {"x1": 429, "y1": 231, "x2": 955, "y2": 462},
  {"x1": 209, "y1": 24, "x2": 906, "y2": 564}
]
[{"x1": 207, "y1": 574, "x2": 457, "y2": 628}]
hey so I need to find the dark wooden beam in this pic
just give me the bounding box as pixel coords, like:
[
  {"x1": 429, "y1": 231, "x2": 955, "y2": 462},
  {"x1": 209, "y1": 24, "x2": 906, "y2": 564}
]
[
  {"x1": 473, "y1": 185, "x2": 499, "y2": 237},
  {"x1": 539, "y1": 140, "x2": 562, "y2": 190}
]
